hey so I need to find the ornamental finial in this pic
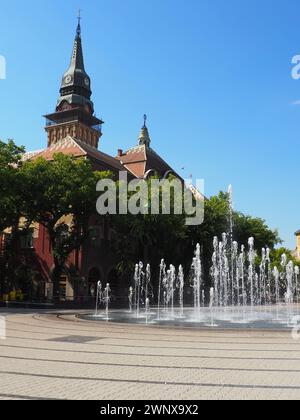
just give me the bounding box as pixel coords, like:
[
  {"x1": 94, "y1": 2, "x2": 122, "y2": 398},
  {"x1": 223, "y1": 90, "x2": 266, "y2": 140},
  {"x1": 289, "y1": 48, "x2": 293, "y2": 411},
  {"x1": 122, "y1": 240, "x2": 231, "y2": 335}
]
[
  {"x1": 138, "y1": 114, "x2": 151, "y2": 147},
  {"x1": 76, "y1": 9, "x2": 82, "y2": 37}
]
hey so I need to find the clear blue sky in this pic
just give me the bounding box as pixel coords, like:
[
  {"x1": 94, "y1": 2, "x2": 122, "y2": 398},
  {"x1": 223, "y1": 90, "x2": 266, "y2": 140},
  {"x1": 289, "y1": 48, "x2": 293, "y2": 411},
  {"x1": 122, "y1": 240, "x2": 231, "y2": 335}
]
[{"x1": 0, "y1": 0, "x2": 299, "y2": 249}]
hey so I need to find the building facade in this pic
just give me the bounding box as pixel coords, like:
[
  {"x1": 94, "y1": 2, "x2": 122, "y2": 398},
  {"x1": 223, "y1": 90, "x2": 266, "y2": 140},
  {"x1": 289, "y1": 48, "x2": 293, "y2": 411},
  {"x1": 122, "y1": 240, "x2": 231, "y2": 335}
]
[
  {"x1": 293, "y1": 230, "x2": 300, "y2": 261},
  {"x1": 1, "y1": 20, "x2": 179, "y2": 304}
]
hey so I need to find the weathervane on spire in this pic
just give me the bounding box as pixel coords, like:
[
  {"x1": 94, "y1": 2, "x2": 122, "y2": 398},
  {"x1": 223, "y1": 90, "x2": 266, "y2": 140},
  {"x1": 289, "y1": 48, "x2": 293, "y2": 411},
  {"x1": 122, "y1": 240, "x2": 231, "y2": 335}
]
[
  {"x1": 77, "y1": 9, "x2": 82, "y2": 36},
  {"x1": 143, "y1": 114, "x2": 147, "y2": 128}
]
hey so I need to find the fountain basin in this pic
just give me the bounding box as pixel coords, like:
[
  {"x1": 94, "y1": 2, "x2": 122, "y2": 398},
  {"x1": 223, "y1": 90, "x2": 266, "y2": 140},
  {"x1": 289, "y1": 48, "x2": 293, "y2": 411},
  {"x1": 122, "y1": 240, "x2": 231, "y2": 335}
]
[{"x1": 80, "y1": 305, "x2": 300, "y2": 330}]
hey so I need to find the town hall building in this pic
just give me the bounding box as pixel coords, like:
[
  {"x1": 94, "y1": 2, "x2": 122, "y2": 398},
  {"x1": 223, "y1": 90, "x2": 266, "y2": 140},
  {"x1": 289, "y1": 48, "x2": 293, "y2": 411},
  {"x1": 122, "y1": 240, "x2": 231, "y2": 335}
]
[{"x1": 14, "y1": 19, "x2": 179, "y2": 303}]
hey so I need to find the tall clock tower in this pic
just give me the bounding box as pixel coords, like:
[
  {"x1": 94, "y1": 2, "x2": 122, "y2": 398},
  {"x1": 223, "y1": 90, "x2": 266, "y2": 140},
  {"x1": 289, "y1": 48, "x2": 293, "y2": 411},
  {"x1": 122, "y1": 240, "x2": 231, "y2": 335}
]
[{"x1": 44, "y1": 18, "x2": 103, "y2": 148}]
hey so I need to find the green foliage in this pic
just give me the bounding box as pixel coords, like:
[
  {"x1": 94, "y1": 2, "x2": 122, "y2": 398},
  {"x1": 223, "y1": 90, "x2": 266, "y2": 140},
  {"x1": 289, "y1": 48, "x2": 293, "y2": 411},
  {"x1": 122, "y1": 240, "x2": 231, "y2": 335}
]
[
  {"x1": 110, "y1": 176, "x2": 187, "y2": 280},
  {"x1": 193, "y1": 191, "x2": 280, "y2": 252},
  {"x1": 0, "y1": 139, "x2": 286, "y2": 298},
  {"x1": 234, "y1": 213, "x2": 281, "y2": 250},
  {"x1": 179, "y1": 192, "x2": 282, "y2": 288},
  {"x1": 19, "y1": 153, "x2": 111, "y2": 298},
  {"x1": 20, "y1": 154, "x2": 109, "y2": 227},
  {"x1": 270, "y1": 247, "x2": 300, "y2": 269},
  {"x1": 0, "y1": 139, "x2": 25, "y2": 166},
  {"x1": 0, "y1": 139, "x2": 25, "y2": 231},
  {"x1": 109, "y1": 186, "x2": 283, "y2": 288}
]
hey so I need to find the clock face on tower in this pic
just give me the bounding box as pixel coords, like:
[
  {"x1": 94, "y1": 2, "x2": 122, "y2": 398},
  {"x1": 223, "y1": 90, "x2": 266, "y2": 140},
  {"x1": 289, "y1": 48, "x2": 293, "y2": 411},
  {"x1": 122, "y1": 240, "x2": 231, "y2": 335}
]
[
  {"x1": 84, "y1": 77, "x2": 90, "y2": 87},
  {"x1": 65, "y1": 75, "x2": 72, "y2": 84}
]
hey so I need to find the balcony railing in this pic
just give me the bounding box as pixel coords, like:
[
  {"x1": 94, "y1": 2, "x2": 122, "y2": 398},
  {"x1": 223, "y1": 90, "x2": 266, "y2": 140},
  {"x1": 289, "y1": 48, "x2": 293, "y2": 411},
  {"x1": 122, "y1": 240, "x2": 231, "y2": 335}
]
[
  {"x1": 92, "y1": 124, "x2": 102, "y2": 134},
  {"x1": 45, "y1": 119, "x2": 102, "y2": 134},
  {"x1": 45, "y1": 119, "x2": 58, "y2": 127}
]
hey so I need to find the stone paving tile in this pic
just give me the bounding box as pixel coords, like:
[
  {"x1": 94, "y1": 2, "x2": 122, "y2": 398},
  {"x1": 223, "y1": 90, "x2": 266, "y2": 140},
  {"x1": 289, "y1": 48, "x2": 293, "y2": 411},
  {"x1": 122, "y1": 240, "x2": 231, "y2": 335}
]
[
  {"x1": 1, "y1": 361, "x2": 300, "y2": 389},
  {"x1": 0, "y1": 310, "x2": 300, "y2": 400},
  {"x1": 4, "y1": 329, "x2": 300, "y2": 358},
  {"x1": 2, "y1": 346, "x2": 300, "y2": 374}
]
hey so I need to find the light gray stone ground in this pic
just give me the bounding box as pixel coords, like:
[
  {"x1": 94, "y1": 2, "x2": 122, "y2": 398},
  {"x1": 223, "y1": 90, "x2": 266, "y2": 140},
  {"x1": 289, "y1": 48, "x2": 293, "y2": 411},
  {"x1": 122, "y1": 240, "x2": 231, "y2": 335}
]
[{"x1": 0, "y1": 309, "x2": 299, "y2": 400}]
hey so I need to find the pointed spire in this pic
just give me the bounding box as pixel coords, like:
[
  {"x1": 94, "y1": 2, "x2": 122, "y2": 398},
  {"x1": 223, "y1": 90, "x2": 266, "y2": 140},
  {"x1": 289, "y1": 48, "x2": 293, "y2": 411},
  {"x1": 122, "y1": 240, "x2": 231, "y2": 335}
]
[
  {"x1": 56, "y1": 13, "x2": 94, "y2": 113},
  {"x1": 138, "y1": 114, "x2": 151, "y2": 147},
  {"x1": 70, "y1": 12, "x2": 85, "y2": 71},
  {"x1": 76, "y1": 9, "x2": 82, "y2": 38}
]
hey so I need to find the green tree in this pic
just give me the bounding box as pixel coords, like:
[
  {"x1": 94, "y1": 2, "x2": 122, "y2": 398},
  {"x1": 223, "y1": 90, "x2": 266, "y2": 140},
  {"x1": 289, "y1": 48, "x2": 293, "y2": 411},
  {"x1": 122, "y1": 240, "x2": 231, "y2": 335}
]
[
  {"x1": 20, "y1": 153, "x2": 110, "y2": 301},
  {"x1": 110, "y1": 176, "x2": 187, "y2": 288},
  {"x1": 0, "y1": 139, "x2": 25, "y2": 231},
  {"x1": 186, "y1": 192, "x2": 282, "y2": 290},
  {"x1": 0, "y1": 140, "x2": 25, "y2": 294},
  {"x1": 234, "y1": 212, "x2": 281, "y2": 250},
  {"x1": 111, "y1": 187, "x2": 282, "y2": 294},
  {"x1": 270, "y1": 247, "x2": 300, "y2": 269},
  {"x1": 185, "y1": 192, "x2": 230, "y2": 288}
]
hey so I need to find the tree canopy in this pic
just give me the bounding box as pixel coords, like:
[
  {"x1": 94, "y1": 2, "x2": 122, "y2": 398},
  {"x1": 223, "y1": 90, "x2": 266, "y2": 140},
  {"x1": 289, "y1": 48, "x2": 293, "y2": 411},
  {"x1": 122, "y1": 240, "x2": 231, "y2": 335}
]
[
  {"x1": 19, "y1": 153, "x2": 111, "y2": 300},
  {"x1": 0, "y1": 139, "x2": 286, "y2": 298},
  {"x1": 0, "y1": 140, "x2": 25, "y2": 231}
]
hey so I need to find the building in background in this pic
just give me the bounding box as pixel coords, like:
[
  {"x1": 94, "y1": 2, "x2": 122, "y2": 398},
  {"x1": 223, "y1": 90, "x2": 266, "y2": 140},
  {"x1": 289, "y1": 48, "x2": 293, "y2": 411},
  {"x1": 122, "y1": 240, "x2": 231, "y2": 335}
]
[
  {"x1": 292, "y1": 230, "x2": 300, "y2": 261},
  {"x1": 0, "y1": 19, "x2": 180, "y2": 304}
]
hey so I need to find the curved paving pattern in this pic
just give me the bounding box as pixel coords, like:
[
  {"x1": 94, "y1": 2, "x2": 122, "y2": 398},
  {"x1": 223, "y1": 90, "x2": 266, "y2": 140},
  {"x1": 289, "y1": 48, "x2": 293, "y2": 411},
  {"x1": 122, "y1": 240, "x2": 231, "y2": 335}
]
[{"x1": 0, "y1": 310, "x2": 300, "y2": 400}]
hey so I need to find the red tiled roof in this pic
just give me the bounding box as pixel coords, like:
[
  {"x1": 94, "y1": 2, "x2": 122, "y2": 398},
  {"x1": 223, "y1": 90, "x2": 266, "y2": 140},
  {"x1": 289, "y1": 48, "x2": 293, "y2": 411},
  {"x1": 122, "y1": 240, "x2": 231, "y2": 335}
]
[
  {"x1": 116, "y1": 145, "x2": 180, "y2": 179},
  {"x1": 76, "y1": 139, "x2": 125, "y2": 172},
  {"x1": 26, "y1": 137, "x2": 180, "y2": 180},
  {"x1": 29, "y1": 136, "x2": 125, "y2": 173}
]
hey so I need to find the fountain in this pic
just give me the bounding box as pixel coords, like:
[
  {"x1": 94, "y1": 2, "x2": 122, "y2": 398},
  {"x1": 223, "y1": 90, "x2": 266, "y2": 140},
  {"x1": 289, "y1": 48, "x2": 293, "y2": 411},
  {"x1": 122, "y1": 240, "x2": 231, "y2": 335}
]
[
  {"x1": 134, "y1": 263, "x2": 143, "y2": 317},
  {"x1": 293, "y1": 266, "x2": 299, "y2": 310},
  {"x1": 88, "y1": 188, "x2": 299, "y2": 329},
  {"x1": 95, "y1": 281, "x2": 102, "y2": 316},
  {"x1": 177, "y1": 265, "x2": 184, "y2": 318},
  {"x1": 191, "y1": 244, "x2": 202, "y2": 318},
  {"x1": 88, "y1": 234, "x2": 300, "y2": 330},
  {"x1": 157, "y1": 259, "x2": 166, "y2": 320},
  {"x1": 128, "y1": 287, "x2": 133, "y2": 312},
  {"x1": 103, "y1": 283, "x2": 111, "y2": 321},
  {"x1": 94, "y1": 282, "x2": 111, "y2": 321}
]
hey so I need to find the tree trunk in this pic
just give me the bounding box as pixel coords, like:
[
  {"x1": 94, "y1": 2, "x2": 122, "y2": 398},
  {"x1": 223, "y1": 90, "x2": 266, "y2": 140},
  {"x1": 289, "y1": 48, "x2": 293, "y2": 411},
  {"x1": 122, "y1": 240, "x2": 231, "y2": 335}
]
[
  {"x1": 52, "y1": 258, "x2": 63, "y2": 304},
  {"x1": 7, "y1": 223, "x2": 19, "y2": 293}
]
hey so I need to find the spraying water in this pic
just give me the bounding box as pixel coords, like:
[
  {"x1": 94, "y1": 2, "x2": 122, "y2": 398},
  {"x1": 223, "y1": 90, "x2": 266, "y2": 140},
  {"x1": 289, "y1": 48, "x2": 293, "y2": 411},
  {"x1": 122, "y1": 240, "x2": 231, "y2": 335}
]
[
  {"x1": 228, "y1": 185, "x2": 235, "y2": 305},
  {"x1": 192, "y1": 244, "x2": 202, "y2": 318},
  {"x1": 128, "y1": 287, "x2": 133, "y2": 312},
  {"x1": 94, "y1": 236, "x2": 299, "y2": 329},
  {"x1": 103, "y1": 283, "x2": 111, "y2": 321},
  {"x1": 95, "y1": 281, "x2": 102, "y2": 316},
  {"x1": 177, "y1": 265, "x2": 185, "y2": 317},
  {"x1": 158, "y1": 259, "x2": 166, "y2": 320}
]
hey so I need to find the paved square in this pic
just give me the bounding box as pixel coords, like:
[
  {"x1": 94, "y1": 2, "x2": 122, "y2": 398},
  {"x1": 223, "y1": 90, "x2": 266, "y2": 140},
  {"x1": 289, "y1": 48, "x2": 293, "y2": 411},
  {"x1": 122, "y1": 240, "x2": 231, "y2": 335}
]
[
  {"x1": 0, "y1": 309, "x2": 300, "y2": 400},
  {"x1": 48, "y1": 336, "x2": 102, "y2": 344},
  {"x1": 0, "y1": 316, "x2": 5, "y2": 340}
]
